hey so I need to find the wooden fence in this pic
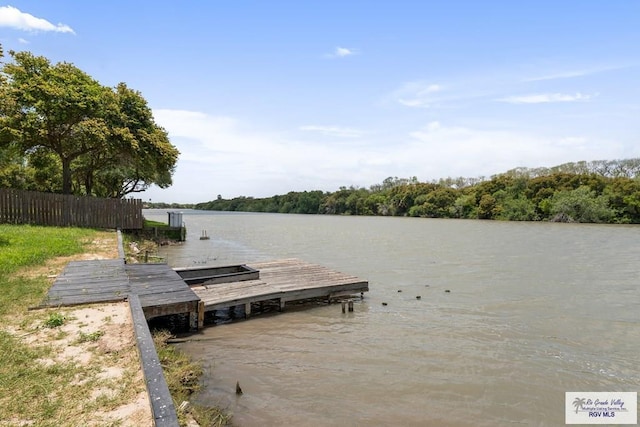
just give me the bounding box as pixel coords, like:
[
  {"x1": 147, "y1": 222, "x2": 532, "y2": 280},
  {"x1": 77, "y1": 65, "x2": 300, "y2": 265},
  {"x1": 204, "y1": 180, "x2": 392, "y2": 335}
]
[{"x1": 0, "y1": 188, "x2": 143, "y2": 229}]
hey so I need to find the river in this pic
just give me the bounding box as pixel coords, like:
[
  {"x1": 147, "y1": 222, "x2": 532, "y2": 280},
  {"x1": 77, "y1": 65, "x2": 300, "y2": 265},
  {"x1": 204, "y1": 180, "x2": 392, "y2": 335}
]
[{"x1": 143, "y1": 209, "x2": 640, "y2": 426}]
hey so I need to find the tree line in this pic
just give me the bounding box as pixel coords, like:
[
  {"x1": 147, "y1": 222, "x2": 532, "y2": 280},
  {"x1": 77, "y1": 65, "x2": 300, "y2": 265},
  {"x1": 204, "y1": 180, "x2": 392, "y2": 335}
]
[
  {"x1": 0, "y1": 45, "x2": 178, "y2": 198},
  {"x1": 195, "y1": 159, "x2": 640, "y2": 224}
]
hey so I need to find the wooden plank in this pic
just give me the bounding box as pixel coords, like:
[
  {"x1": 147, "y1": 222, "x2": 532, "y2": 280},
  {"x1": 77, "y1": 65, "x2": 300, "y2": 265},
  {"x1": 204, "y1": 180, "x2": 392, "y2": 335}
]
[
  {"x1": 128, "y1": 294, "x2": 179, "y2": 427},
  {"x1": 43, "y1": 261, "x2": 201, "y2": 313},
  {"x1": 192, "y1": 258, "x2": 368, "y2": 315}
]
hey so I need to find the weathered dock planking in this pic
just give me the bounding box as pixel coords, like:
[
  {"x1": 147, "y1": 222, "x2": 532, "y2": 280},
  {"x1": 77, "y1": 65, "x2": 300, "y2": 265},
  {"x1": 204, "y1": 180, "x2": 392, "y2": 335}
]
[
  {"x1": 43, "y1": 260, "x2": 201, "y2": 325},
  {"x1": 193, "y1": 258, "x2": 369, "y2": 318},
  {"x1": 43, "y1": 258, "x2": 368, "y2": 324}
]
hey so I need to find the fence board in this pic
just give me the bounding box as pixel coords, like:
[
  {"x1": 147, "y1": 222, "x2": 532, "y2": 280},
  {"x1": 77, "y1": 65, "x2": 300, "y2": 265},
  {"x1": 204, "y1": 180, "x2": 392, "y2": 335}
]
[{"x1": 0, "y1": 188, "x2": 143, "y2": 229}]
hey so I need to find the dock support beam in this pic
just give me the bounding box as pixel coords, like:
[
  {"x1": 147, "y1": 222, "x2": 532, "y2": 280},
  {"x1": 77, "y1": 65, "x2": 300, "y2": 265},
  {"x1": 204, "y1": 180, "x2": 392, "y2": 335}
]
[
  {"x1": 197, "y1": 301, "x2": 205, "y2": 329},
  {"x1": 341, "y1": 299, "x2": 355, "y2": 313},
  {"x1": 244, "y1": 302, "x2": 252, "y2": 319},
  {"x1": 279, "y1": 299, "x2": 285, "y2": 312}
]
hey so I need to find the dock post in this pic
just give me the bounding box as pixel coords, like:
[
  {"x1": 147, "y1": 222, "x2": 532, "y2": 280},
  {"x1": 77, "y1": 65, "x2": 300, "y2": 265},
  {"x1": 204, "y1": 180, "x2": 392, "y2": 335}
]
[
  {"x1": 279, "y1": 299, "x2": 286, "y2": 312},
  {"x1": 197, "y1": 301, "x2": 205, "y2": 329},
  {"x1": 244, "y1": 302, "x2": 252, "y2": 319},
  {"x1": 348, "y1": 300, "x2": 354, "y2": 312},
  {"x1": 341, "y1": 300, "x2": 346, "y2": 313}
]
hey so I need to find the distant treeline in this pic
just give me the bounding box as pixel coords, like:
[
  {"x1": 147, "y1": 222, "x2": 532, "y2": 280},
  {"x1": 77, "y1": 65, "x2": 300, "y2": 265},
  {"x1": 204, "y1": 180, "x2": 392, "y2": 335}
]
[
  {"x1": 144, "y1": 202, "x2": 195, "y2": 210},
  {"x1": 194, "y1": 159, "x2": 640, "y2": 224}
]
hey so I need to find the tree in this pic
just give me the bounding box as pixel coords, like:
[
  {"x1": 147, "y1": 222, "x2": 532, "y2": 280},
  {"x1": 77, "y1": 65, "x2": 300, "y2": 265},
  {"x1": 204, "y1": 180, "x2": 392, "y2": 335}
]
[
  {"x1": 549, "y1": 186, "x2": 614, "y2": 223},
  {"x1": 0, "y1": 51, "x2": 112, "y2": 194},
  {"x1": 0, "y1": 50, "x2": 179, "y2": 197},
  {"x1": 478, "y1": 194, "x2": 497, "y2": 219}
]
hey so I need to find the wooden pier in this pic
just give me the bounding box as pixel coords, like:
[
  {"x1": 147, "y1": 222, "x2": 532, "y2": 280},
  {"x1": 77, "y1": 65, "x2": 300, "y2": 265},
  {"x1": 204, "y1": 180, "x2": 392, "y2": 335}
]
[
  {"x1": 192, "y1": 258, "x2": 369, "y2": 318},
  {"x1": 42, "y1": 258, "x2": 368, "y2": 328}
]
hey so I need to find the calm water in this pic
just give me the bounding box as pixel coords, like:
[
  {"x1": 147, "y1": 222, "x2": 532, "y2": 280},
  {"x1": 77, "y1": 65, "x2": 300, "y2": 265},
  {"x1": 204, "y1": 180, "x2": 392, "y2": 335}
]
[{"x1": 144, "y1": 209, "x2": 640, "y2": 426}]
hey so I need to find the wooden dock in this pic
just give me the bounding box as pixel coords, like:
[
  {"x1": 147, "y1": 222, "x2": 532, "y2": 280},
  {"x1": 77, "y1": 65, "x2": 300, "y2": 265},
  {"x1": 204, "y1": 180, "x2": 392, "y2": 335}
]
[
  {"x1": 43, "y1": 259, "x2": 201, "y2": 327},
  {"x1": 193, "y1": 258, "x2": 369, "y2": 318},
  {"x1": 43, "y1": 258, "x2": 368, "y2": 326}
]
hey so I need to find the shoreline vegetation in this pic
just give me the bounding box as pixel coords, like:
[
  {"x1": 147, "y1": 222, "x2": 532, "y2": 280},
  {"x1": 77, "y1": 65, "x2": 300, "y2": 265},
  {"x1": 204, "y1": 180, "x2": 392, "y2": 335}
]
[
  {"x1": 181, "y1": 159, "x2": 640, "y2": 224},
  {"x1": 0, "y1": 225, "x2": 231, "y2": 427}
]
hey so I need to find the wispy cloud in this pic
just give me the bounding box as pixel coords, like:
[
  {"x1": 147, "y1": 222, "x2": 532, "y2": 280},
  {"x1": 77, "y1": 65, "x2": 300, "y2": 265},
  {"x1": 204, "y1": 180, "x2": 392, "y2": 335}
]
[
  {"x1": 299, "y1": 125, "x2": 363, "y2": 138},
  {"x1": 499, "y1": 92, "x2": 592, "y2": 104},
  {"x1": 406, "y1": 121, "x2": 621, "y2": 179},
  {"x1": 0, "y1": 5, "x2": 75, "y2": 34},
  {"x1": 394, "y1": 81, "x2": 443, "y2": 108},
  {"x1": 18, "y1": 37, "x2": 29, "y2": 44},
  {"x1": 149, "y1": 109, "x2": 381, "y2": 200},
  {"x1": 524, "y1": 65, "x2": 630, "y2": 82},
  {"x1": 326, "y1": 46, "x2": 357, "y2": 58}
]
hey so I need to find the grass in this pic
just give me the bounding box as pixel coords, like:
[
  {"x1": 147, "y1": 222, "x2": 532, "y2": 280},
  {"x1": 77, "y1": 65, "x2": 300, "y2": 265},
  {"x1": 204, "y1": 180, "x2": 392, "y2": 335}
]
[
  {"x1": 44, "y1": 312, "x2": 67, "y2": 328},
  {"x1": 0, "y1": 224, "x2": 95, "y2": 317},
  {"x1": 144, "y1": 219, "x2": 167, "y2": 228},
  {"x1": 77, "y1": 330, "x2": 105, "y2": 343}
]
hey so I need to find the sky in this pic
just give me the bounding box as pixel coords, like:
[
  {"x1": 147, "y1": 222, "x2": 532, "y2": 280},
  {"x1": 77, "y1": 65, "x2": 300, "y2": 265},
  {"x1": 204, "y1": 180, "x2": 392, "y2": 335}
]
[{"x1": 1, "y1": 1, "x2": 639, "y2": 203}]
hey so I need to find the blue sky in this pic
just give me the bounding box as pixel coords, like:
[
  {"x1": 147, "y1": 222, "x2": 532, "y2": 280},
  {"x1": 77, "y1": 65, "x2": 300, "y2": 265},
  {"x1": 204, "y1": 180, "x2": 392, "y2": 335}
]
[{"x1": 1, "y1": 1, "x2": 639, "y2": 203}]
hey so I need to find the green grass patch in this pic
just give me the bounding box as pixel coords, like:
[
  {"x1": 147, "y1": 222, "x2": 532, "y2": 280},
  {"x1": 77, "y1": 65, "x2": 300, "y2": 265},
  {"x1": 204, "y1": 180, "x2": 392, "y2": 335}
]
[
  {"x1": 0, "y1": 225, "x2": 97, "y2": 317},
  {"x1": 0, "y1": 225, "x2": 95, "y2": 276},
  {"x1": 144, "y1": 219, "x2": 168, "y2": 228},
  {"x1": 44, "y1": 312, "x2": 67, "y2": 328},
  {"x1": 77, "y1": 330, "x2": 104, "y2": 343}
]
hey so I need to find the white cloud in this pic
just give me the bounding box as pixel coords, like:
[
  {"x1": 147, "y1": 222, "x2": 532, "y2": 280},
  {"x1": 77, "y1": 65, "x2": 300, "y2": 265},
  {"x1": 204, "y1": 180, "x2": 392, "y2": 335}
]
[
  {"x1": 0, "y1": 5, "x2": 75, "y2": 34},
  {"x1": 143, "y1": 109, "x2": 633, "y2": 203},
  {"x1": 18, "y1": 37, "x2": 29, "y2": 44},
  {"x1": 325, "y1": 46, "x2": 357, "y2": 58},
  {"x1": 394, "y1": 81, "x2": 443, "y2": 108},
  {"x1": 148, "y1": 109, "x2": 378, "y2": 201},
  {"x1": 405, "y1": 122, "x2": 623, "y2": 179},
  {"x1": 499, "y1": 92, "x2": 592, "y2": 104},
  {"x1": 299, "y1": 125, "x2": 363, "y2": 138},
  {"x1": 524, "y1": 65, "x2": 630, "y2": 82}
]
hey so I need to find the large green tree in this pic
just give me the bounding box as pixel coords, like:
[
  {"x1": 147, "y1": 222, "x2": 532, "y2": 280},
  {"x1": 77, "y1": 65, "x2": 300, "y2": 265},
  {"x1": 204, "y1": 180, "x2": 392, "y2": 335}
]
[
  {"x1": 0, "y1": 49, "x2": 178, "y2": 197},
  {"x1": 0, "y1": 51, "x2": 111, "y2": 194}
]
